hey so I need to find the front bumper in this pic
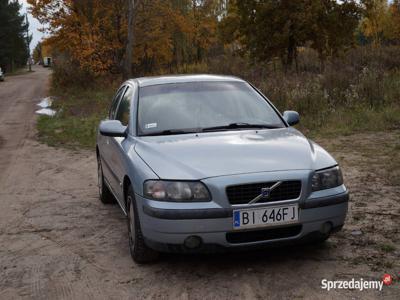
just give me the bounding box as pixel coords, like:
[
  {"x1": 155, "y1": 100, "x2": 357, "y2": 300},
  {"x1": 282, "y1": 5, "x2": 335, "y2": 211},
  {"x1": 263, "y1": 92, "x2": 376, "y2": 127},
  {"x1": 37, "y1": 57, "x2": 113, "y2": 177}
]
[{"x1": 137, "y1": 190, "x2": 349, "y2": 253}]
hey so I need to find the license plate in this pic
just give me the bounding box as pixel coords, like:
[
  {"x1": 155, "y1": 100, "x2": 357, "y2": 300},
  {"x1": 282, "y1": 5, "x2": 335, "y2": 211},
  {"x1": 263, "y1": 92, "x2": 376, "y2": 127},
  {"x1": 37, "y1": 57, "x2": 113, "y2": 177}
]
[{"x1": 233, "y1": 204, "x2": 299, "y2": 230}]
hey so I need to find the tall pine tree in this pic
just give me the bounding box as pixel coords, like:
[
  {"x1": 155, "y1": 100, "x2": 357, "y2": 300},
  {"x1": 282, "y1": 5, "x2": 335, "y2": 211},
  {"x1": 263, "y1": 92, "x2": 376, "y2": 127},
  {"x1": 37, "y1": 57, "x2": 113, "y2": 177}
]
[{"x1": 0, "y1": 0, "x2": 30, "y2": 72}]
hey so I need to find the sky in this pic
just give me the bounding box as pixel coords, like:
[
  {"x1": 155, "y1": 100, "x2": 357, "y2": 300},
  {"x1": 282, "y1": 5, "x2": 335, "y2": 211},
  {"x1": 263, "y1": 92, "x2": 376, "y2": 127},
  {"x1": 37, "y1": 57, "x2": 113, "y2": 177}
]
[{"x1": 19, "y1": 0, "x2": 46, "y2": 52}]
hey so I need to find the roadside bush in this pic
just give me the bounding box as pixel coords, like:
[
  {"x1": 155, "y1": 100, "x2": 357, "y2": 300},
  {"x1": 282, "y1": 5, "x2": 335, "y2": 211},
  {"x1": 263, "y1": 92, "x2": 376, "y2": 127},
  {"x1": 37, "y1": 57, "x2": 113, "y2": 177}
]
[
  {"x1": 52, "y1": 53, "x2": 121, "y2": 89},
  {"x1": 51, "y1": 54, "x2": 93, "y2": 88}
]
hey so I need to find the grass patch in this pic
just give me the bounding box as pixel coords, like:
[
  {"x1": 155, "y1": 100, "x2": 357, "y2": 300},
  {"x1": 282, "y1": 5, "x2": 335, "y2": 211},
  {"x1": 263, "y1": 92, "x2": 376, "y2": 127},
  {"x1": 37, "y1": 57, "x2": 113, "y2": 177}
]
[
  {"x1": 301, "y1": 106, "x2": 400, "y2": 139},
  {"x1": 37, "y1": 84, "x2": 115, "y2": 149},
  {"x1": 37, "y1": 115, "x2": 102, "y2": 149},
  {"x1": 379, "y1": 244, "x2": 396, "y2": 253}
]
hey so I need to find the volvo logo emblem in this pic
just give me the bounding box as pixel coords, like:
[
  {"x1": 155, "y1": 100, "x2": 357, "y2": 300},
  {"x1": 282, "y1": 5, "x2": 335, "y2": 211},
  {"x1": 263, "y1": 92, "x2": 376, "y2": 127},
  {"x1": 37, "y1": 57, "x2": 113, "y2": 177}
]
[
  {"x1": 261, "y1": 187, "x2": 270, "y2": 198},
  {"x1": 248, "y1": 181, "x2": 283, "y2": 204}
]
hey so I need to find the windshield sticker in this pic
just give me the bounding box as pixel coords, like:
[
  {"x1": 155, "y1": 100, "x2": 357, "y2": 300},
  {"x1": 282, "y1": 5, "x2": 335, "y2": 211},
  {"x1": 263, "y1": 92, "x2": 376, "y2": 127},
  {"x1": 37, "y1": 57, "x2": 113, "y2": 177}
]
[{"x1": 145, "y1": 123, "x2": 157, "y2": 129}]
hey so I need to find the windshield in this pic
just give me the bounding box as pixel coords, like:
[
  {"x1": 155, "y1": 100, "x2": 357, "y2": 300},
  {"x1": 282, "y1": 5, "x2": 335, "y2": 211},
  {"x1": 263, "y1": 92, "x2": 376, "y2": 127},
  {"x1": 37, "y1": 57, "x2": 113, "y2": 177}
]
[{"x1": 138, "y1": 81, "x2": 285, "y2": 136}]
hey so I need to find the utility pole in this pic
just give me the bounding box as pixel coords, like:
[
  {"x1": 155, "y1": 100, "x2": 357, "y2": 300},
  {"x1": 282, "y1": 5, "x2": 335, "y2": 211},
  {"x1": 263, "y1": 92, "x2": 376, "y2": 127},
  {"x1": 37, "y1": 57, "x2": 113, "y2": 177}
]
[{"x1": 25, "y1": 14, "x2": 32, "y2": 72}]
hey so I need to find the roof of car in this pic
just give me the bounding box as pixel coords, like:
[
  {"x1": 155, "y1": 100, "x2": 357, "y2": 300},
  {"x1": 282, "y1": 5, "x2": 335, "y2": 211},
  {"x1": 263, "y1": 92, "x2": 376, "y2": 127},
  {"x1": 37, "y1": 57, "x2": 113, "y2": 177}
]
[{"x1": 131, "y1": 74, "x2": 244, "y2": 87}]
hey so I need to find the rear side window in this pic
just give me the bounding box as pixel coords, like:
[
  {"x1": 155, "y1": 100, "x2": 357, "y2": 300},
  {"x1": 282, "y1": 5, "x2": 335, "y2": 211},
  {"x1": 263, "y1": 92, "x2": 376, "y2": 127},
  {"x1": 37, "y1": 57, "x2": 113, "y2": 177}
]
[
  {"x1": 109, "y1": 86, "x2": 126, "y2": 119},
  {"x1": 115, "y1": 86, "x2": 133, "y2": 126}
]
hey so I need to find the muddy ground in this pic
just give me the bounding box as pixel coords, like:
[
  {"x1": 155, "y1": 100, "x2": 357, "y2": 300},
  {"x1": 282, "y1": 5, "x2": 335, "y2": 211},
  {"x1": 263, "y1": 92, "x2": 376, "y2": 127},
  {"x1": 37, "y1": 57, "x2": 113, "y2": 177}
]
[{"x1": 0, "y1": 67, "x2": 399, "y2": 299}]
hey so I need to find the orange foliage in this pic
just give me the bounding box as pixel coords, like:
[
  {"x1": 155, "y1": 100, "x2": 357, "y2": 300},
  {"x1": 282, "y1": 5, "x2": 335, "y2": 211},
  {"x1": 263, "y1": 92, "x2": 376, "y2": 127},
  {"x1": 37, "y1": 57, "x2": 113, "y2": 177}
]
[{"x1": 28, "y1": 0, "x2": 218, "y2": 75}]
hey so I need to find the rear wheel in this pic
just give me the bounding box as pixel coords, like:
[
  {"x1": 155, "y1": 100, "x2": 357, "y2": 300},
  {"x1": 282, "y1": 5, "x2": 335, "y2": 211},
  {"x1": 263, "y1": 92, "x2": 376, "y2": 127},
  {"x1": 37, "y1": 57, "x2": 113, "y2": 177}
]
[
  {"x1": 127, "y1": 185, "x2": 159, "y2": 263},
  {"x1": 97, "y1": 155, "x2": 115, "y2": 204}
]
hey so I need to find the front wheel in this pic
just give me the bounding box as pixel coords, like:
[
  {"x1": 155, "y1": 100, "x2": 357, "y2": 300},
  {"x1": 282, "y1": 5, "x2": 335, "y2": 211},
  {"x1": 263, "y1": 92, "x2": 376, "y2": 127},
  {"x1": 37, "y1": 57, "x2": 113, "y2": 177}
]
[{"x1": 127, "y1": 185, "x2": 159, "y2": 264}]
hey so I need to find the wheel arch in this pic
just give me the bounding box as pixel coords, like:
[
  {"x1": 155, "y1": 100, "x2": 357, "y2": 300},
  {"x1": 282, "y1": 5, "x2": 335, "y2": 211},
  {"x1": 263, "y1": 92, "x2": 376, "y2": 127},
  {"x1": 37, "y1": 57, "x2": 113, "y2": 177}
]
[{"x1": 123, "y1": 175, "x2": 133, "y2": 208}]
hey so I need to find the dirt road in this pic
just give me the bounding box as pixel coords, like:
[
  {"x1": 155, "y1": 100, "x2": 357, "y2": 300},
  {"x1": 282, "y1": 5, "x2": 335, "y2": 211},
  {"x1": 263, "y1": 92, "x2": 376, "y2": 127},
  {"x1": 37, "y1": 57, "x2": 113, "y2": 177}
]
[{"x1": 0, "y1": 67, "x2": 399, "y2": 299}]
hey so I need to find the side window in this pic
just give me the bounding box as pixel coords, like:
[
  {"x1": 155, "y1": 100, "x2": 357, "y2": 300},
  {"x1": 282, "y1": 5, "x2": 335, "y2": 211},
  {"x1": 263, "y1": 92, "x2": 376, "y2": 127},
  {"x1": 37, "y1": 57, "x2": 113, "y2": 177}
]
[
  {"x1": 115, "y1": 86, "x2": 133, "y2": 126},
  {"x1": 109, "y1": 86, "x2": 126, "y2": 119}
]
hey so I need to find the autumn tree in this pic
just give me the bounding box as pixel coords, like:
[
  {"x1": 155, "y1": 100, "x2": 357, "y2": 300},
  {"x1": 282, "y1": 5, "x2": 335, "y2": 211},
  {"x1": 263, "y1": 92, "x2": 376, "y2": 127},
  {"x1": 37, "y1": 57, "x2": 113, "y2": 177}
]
[
  {"x1": 133, "y1": 0, "x2": 217, "y2": 73},
  {"x1": 28, "y1": 0, "x2": 128, "y2": 75},
  {"x1": 28, "y1": 0, "x2": 219, "y2": 76},
  {"x1": 360, "y1": 0, "x2": 391, "y2": 46},
  {"x1": 385, "y1": 0, "x2": 400, "y2": 44},
  {"x1": 190, "y1": 0, "x2": 218, "y2": 62},
  {"x1": 132, "y1": 0, "x2": 184, "y2": 73}
]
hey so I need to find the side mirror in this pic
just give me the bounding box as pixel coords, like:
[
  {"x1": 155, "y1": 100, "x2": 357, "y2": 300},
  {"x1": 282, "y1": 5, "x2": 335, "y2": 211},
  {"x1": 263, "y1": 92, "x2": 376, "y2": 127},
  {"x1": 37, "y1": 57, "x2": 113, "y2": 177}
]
[
  {"x1": 99, "y1": 120, "x2": 127, "y2": 137},
  {"x1": 283, "y1": 111, "x2": 300, "y2": 126}
]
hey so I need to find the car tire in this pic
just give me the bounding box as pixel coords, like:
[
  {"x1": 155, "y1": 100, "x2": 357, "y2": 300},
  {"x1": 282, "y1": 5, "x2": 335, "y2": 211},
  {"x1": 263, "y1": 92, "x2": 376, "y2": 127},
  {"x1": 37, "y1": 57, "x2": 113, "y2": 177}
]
[
  {"x1": 126, "y1": 185, "x2": 159, "y2": 264},
  {"x1": 97, "y1": 155, "x2": 115, "y2": 204}
]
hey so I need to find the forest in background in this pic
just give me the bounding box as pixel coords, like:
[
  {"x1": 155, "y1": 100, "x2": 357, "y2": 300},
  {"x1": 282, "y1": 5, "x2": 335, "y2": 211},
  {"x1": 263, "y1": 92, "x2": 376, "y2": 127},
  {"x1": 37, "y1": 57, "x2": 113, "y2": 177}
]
[
  {"x1": 26, "y1": 0, "x2": 400, "y2": 148},
  {"x1": 0, "y1": 0, "x2": 31, "y2": 73}
]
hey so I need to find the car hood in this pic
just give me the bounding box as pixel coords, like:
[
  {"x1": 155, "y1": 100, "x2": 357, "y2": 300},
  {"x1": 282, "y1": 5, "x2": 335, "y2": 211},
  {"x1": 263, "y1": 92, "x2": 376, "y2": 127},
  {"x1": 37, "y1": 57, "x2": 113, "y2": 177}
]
[{"x1": 134, "y1": 128, "x2": 336, "y2": 180}]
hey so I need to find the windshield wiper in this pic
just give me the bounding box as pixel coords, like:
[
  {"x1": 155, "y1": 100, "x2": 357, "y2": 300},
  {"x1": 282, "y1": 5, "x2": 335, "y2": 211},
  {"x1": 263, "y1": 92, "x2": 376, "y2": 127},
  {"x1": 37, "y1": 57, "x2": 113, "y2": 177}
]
[
  {"x1": 142, "y1": 129, "x2": 199, "y2": 136},
  {"x1": 201, "y1": 122, "x2": 282, "y2": 132},
  {"x1": 142, "y1": 123, "x2": 282, "y2": 136}
]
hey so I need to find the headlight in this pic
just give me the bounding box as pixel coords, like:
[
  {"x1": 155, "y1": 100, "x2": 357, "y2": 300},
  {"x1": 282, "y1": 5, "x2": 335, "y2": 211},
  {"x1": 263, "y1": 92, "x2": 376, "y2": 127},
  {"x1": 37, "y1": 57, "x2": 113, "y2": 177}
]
[
  {"x1": 143, "y1": 180, "x2": 211, "y2": 202},
  {"x1": 311, "y1": 166, "x2": 343, "y2": 191}
]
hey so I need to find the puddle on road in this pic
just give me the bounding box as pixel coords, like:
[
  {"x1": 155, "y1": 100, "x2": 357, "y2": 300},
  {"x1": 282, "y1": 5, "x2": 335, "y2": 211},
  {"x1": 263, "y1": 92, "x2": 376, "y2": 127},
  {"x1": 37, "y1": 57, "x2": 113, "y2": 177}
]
[
  {"x1": 36, "y1": 108, "x2": 56, "y2": 117},
  {"x1": 36, "y1": 97, "x2": 57, "y2": 116},
  {"x1": 37, "y1": 97, "x2": 53, "y2": 108}
]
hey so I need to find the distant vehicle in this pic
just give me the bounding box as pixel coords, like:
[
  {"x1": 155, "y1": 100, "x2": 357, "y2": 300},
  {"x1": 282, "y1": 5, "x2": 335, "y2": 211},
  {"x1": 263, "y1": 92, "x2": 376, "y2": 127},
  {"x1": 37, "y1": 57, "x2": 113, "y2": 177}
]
[
  {"x1": 43, "y1": 57, "x2": 52, "y2": 67},
  {"x1": 97, "y1": 75, "x2": 349, "y2": 263},
  {"x1": 0, "y1": 68, "x2": 4, "y2": 81}
]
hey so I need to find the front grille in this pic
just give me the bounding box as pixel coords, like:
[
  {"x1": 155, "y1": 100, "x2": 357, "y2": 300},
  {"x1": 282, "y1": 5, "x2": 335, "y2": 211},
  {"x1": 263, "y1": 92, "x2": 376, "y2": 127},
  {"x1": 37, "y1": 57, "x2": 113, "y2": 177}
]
[
  {"x1": 226, "y1": 180, "x2": 301, "y2": 205},
  {"x1": 226, "y1": 225, "x2": 302, "y2": 244}
]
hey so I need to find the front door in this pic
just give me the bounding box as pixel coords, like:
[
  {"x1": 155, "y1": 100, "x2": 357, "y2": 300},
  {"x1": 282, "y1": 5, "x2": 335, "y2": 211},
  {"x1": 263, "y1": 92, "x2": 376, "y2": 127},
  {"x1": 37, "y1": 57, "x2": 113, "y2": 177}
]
[
  {"x1": 108, "y1": 85, "x2": 133, "y2": 208},
  {"x1": 100, "y1": 86, "x2": 126, "y2": 195}
]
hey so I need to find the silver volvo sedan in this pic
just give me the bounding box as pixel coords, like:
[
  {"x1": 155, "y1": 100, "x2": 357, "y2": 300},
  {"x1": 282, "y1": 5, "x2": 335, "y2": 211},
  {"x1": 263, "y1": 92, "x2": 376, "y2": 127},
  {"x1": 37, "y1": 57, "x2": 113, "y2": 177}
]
[{"x1": 96, "y1": 75, "x2": 349, "y2": 263}]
